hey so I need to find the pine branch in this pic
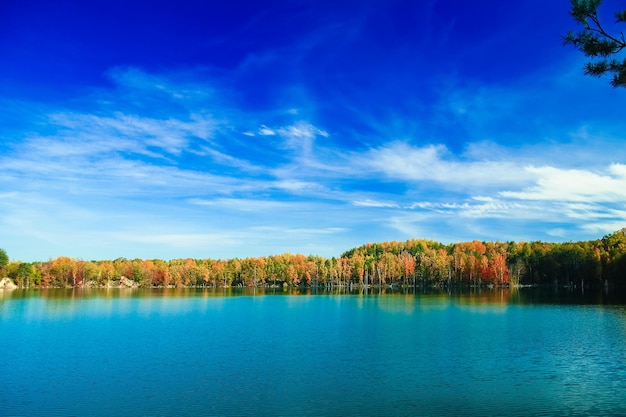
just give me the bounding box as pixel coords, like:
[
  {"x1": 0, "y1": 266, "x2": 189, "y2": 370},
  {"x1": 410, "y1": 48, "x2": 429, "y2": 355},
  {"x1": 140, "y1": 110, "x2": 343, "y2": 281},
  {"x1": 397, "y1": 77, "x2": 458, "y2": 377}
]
[{"x1": 564, "y1": 0, "x2": 626, "y2": 87}]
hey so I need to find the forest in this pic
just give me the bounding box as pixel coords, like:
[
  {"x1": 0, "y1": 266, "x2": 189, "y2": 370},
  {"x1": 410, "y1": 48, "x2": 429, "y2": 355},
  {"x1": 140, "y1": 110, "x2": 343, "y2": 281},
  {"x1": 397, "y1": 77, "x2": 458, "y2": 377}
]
[{"x1": 1, "y1": 229, "x2": 626, "y2": 290}]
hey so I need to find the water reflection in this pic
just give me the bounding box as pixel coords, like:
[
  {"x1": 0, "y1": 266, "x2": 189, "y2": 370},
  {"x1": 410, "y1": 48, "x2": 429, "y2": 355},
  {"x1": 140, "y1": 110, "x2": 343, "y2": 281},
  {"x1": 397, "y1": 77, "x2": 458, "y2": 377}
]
[
  {"x1": 2, "y1": 285, "x2": 626, "y2": 417},
  {"x1": 1, "y1": 286, "x2": 625, "y2": 306}
]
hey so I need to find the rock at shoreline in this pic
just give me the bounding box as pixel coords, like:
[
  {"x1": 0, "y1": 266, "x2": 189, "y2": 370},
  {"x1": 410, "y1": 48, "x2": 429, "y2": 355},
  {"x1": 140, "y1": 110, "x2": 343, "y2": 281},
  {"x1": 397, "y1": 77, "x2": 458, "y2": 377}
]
[
  {"x1": 119, "y1": 276, "x2": 139, "y2": 288},
  {"x1": 0, "y1": 278, "x2": 18, "y2": 290}
]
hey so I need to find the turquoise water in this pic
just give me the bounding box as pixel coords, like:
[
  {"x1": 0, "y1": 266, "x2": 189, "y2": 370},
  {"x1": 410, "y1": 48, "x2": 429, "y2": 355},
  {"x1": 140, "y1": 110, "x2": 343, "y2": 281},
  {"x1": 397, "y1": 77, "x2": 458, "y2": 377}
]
[{"x1": 1, "y1": 288, "x2": 626, "y2": 416}]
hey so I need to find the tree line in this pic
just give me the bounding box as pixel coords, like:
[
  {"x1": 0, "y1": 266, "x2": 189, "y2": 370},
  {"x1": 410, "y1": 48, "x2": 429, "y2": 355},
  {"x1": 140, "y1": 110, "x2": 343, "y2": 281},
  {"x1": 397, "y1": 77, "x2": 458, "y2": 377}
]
[{"x1": 1, "y1": 229, "x2": 626, "y2": 289}]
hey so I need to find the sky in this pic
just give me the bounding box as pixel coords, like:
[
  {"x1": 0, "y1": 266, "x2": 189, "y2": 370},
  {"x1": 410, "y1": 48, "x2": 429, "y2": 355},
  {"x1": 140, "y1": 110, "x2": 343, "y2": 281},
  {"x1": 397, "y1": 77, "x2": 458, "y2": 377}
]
[{"x1": 1, "y1": 0, "x2": 625, "y2": 262}]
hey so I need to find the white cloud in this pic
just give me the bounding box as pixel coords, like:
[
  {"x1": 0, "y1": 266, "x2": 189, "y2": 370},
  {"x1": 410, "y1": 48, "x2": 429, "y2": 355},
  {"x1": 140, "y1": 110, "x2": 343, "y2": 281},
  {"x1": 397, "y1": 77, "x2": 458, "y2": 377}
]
[
  {"x1": 3, "y1": 64, "x2": 626, "y2": 261},
  {"x1": 188, "y1": 198, "x2": 303, "y2": 212},
  {"x1": 258, "y1": 125, "x2": 276, "y2": 136},
  {"x1": 276, "y1": 121, "x2": 328, "y2": 157},
  {"x1": 581, "y1": 221, "x2": 626, "y2": 236},
  {"x1": 271, "y1": 179, "x2": 324, "y2": 193},
  {"x1": 353, "y1": 199, "x2": 399, "y2": 208},
  {"x1": 405, "y1": 198, "x2": 555, "y2": 222},
  {"x1": 250, "y1": 226, "x2": 346, "y2": 235},
  {"x1": 47, "y1": 111, "x2": 215, "y2": 155},
  {"x1": 501, "y1": 165, "x2": 626, "y2": 202},
  {"x1": 610, "y1": 163, "x2": 626, "y2": 177},
  {"x1": 364, "y1": 142, "x2": 531, "y2": 188},
  {"x1": 547, "y1": 228, "x2": 567, "y2": 238},
  {"x1": 193, "y1": 146, "x2": 260, "y2": 172}
]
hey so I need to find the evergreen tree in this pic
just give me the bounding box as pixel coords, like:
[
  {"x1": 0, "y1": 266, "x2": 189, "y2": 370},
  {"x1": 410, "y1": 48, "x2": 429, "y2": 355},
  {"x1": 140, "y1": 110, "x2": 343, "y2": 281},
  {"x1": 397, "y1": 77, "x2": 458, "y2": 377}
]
[
  {"x1": 564, "y1": 0, "x2": 626, "y2": 87},
  {"x1": 0, "y1": 248, "x2": 8, "y2": 276}
]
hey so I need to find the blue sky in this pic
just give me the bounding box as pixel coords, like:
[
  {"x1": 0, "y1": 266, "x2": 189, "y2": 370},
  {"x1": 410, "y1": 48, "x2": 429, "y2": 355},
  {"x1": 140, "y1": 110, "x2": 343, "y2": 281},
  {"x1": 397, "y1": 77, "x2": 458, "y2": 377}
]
[{"x1": 1, "y1": 0, "x2": 625, "y2": 262}]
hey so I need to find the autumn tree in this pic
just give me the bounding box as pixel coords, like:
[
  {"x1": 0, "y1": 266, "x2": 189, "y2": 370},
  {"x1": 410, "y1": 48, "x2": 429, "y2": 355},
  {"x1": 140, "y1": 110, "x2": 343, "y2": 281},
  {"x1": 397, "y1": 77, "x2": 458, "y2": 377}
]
[
  {"x1": 363, "y1": 254, "x2": 376, "y2": 286},
  {"x1": 169, "y1": 258, "x2": 201, "y2": 287},
  {"x1": 351, "y1": 252, "x2": 366, "y2": 285},
  {"x1": 425, "y1": 248, "x2": 451, "y2": 286},
  {"x1": 247, "y1": 257, "x2": 266, "y2": 287},
  {"x1": 286, "y1": 254, "x2": 311, "y2": 286},
  {"x1": 338, "y1": 257, "x2": 353, "y2": 287},
  {"x1": 507, "y1": 241, "x2": 531, "y2": 286},
  {"x1": 375, "y1": 253, "x2": 395, "y2": 286},
  {"x1": 398, "y1": 251, "x2": 416, "y2": 287},
  {"x1": 82, "y1": 261, "x2": 102, "y2": 287},
  {"x1": 210, "y1": 260, "x2": 226, "y2": 287},
  {"x1": 113, "y1": 258, "x2": 131, "y2": 281},
  {"x1": 564, "y1": 0, "x2": 626, "y2": 87},
  {"x1": 489, "y1": 251, "x2": 509, "y2": 285},
  {"x1": 456, "y1": 241, "x2": 486, "y2": 285},
  {"x1": 152, "y1": 259, "x2": 170, "y2": 287},
  {"x1": 313, "y1": 257, "x2": 330, "y2": 286},
  {"x1": 50, "y1": 257, "x2": 77, "y2": 287},
  {"x1": 11, "y1": 228, "x2": 626, "y2": 289},
  {"x1": 326, "y1": 257, "x2": 338, "y2": 287},
  {"x1": 99, "y1": 261, "x2": 115, "y2": 287},
  {"x1": 197, "y1": 259, "x2": 212, "y2": 287},
  {"x1": 140, "y1": 260, "x2": 156, "y2": 287}
]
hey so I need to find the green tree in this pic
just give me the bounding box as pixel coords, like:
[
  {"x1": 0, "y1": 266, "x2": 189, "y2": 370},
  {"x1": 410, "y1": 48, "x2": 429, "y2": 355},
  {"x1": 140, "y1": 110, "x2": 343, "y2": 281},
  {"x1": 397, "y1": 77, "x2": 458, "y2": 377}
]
[
  {"x1": 0, "y1": 248, "x2": 8, "y2": 276},
  {"x1": 564, "y1": 0, "x2": 626, "y2": 87},
  {"x1": 602, "y1": 228, "x2": 626, "y2": 285},
  {"x1": 16, "y1": 262, "x2": 35, "y2": 288}
]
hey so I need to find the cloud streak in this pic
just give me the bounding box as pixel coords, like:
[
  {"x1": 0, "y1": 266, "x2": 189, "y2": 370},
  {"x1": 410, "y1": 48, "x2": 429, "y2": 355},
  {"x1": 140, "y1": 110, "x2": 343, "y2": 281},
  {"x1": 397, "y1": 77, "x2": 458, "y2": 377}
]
[
  {"x1": 1, "y1": 65, "x2": 625, "y2": 261},
  {"x1": 501, "y1": 164, "x2": 626, "y2": 202},
  {"x1": 363, "y1": 142, "x2": 532, "y2": 188}
]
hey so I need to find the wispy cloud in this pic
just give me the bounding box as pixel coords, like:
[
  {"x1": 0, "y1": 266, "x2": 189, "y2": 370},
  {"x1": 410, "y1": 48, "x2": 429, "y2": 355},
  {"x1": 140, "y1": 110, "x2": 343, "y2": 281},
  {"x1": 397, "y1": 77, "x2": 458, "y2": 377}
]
[
  {"x1": 353, "y1": 199, "x2": 400, "y2": 208},
  {"x1": 2, "y1": 65, "x2": 626, "y2": 261},
  {"x1": 362, "y1": 141, "x2": 532, "y2": 188},
  {"x1": 501, "y1": 164, "x2": 626, "y2": 202}
]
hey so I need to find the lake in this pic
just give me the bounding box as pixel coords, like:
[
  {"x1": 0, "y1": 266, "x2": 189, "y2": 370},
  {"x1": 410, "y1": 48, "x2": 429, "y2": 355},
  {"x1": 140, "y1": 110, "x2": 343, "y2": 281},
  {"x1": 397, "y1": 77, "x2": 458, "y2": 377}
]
[{"x1": 1, "y1": 288, "x2": 626, "y2": 416}]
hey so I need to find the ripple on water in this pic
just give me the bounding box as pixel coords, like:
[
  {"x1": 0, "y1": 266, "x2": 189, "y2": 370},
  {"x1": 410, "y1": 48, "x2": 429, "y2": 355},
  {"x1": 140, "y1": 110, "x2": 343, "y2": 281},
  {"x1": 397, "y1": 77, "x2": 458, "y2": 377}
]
[{"x1": 1, "y1": 291, "x2": 626, "y2": 416}]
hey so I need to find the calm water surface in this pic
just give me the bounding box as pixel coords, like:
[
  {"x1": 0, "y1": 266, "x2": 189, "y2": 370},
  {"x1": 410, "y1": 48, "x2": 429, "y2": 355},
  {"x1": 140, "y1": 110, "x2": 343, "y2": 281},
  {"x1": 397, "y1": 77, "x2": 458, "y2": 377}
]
[{"x1": 1, "y1": 288, "x2": 626, "y2": 417}]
